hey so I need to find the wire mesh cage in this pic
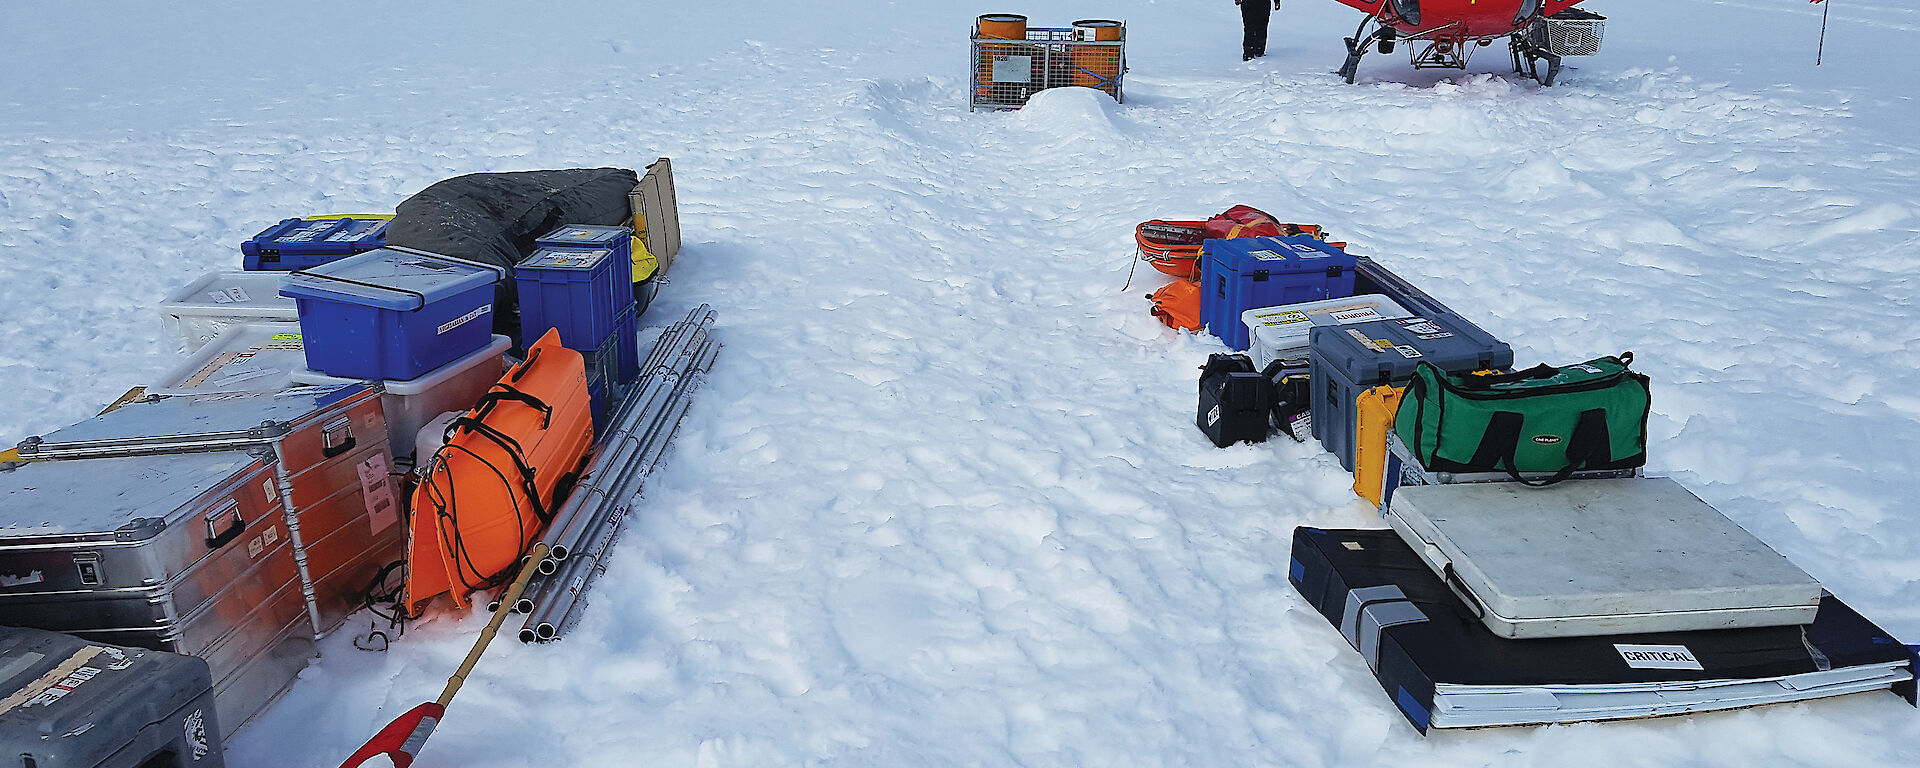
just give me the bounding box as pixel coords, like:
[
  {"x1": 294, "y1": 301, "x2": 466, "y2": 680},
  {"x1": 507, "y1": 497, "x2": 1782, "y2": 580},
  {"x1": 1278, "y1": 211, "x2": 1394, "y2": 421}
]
[
  {"x1": 1543, "y1": 9, "x2": 1606, "y2": 57},
  {"x1": 970, "y1": 19, "x2": 1125, "y2": 111}
]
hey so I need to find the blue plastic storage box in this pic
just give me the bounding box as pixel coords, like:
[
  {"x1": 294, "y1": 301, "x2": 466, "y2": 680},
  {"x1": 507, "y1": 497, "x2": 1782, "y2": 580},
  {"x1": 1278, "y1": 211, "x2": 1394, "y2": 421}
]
[
  {"x1": 516, "y1": 246, "x2": 625, "y2": 350},
  {"x1": 242, "y1": 217, "x2": 389, "y2": 271},
  {"x1": 1201, "y1": 235, "x2": 1358, "y2": 351},
  {"x1": 535, "y1": 224, "x2": 635, "y2": 308},
  {"x1": 613, "y1": 305, "x2": 639, "y2": 383},
  {"x1": 280, "y1": 246, "x2": 503, "y2": 380},
  {"x1": 588, "y1": 378, "x2": 608, "y2": 436}
]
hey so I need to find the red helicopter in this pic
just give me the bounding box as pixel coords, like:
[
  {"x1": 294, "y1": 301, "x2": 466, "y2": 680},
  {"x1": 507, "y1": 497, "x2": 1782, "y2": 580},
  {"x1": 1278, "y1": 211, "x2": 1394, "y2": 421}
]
[{"x1": 1330, "y1": 1, "x2": 1603, "y2": 86}]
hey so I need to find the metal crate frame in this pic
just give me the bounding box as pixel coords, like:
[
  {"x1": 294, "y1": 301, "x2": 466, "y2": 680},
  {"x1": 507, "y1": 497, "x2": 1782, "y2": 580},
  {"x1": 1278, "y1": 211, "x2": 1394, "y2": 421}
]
[
  {"x1": 1545, "y1": 18, "x2": 1604, "y2": 56},
  {"x1": 970, "y1": 25, "x2": 1126, "y2": 111}
]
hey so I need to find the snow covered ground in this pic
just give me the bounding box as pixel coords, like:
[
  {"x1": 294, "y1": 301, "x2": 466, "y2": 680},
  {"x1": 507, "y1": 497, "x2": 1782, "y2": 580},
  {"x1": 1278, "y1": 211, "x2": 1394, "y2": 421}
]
[{"x1": 3, "y1": 1, "x2": 1917, "y2": 765}]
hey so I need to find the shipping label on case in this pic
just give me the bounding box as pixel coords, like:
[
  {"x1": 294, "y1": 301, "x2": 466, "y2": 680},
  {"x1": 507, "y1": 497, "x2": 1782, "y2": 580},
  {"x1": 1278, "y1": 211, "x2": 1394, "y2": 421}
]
[
  {"x1": 1396, "y1": 318, "x2": 1451, "y2": 339},
  {"x1": 1248, "y1": 249, "x2": 1286, "y2": 261},
  {"x1": 991, "y1": 55, "x2": 1032, "y2": 83},
  {"x1": 1283, "y1": 242, "x2": 1328, "y2": 259},
  {"x1": 358, "y1": 453, "x2": 399, "y2": 534},
  {"x1": 437, "y1": 304, "x2": 492, "y2": 335},
  {"x1": 1327, "y1": 307, "x2": 1384, "y2": 324},
  {"x1": 1258, "y1": 310, "x2": 1309, "y2": 327},
  {"x1": 1614, "y1": 643, "x2": 1704, "y2": 670},
  {"x1": 1346, "y1": 328, "x2": 1386, "y2": 352}
]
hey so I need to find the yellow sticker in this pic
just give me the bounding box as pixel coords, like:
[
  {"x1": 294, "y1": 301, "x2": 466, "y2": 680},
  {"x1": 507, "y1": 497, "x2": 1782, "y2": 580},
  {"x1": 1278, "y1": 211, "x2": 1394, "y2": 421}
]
[{"x1": 271, "y1": 334, "x2": 302, "y2": 340}]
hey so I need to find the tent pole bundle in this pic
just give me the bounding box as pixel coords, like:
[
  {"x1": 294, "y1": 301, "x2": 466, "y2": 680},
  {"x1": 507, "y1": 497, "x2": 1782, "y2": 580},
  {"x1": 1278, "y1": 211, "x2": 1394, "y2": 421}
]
[{"x1": 491, "y1": 305, "x2": 717, "y2": 642}]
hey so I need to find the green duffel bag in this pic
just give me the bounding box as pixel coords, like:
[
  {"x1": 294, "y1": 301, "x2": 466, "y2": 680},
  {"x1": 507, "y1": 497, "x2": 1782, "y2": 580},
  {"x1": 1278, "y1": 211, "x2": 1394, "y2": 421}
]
[{"x1": 1395, "y1": 352, "x2": 1651, "y2": 486}]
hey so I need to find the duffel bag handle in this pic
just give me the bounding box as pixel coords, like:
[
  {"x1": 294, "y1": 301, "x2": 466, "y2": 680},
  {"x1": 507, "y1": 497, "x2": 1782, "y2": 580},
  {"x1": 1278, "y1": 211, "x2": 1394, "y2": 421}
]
[{"x1": 1510, "y1": 409, "x2": 1612, "y2": 488}]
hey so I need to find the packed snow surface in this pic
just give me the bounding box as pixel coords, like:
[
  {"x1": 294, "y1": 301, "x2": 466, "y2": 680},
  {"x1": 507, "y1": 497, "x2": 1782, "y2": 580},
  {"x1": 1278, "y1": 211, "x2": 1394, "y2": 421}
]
[{"x1": 3, "y1": 1, "x2": 1917, "y2": 766}]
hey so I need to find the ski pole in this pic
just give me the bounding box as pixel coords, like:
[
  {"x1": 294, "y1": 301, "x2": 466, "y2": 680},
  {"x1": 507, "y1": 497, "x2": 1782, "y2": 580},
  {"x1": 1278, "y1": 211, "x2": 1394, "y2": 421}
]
[{"x1": 338, "y1": 542, "x2": 549, "y2": 768}]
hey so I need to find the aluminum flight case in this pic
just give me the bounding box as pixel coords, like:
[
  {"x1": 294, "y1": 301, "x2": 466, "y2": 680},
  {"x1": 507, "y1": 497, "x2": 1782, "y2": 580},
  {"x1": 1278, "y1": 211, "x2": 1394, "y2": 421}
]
[
  {"x1": 0, "y1": 625, "x2": 226, "y2": 768},
  {"x1": 1381, "y1": 478, "x2": 1824, "y2": 639},
  {"x1": 0, "y1": 384, "x2": 405, "y2": 735}
]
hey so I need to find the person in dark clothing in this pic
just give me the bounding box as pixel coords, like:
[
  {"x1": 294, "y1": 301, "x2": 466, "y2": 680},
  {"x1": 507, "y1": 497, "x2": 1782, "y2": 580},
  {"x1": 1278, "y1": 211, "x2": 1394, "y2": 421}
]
[{"x1": 1237, "y1": 0, "x2": 1282, "y2": 61}]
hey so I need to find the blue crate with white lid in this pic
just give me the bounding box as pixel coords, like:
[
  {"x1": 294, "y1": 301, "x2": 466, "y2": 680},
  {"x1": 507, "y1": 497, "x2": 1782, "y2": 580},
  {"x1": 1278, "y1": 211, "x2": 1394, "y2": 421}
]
[
  {"x1": 535, "y1": 224, "x2": 636, "y2": 306},
  {"x1": 1200, "y1": 235, "x2": 1358, "y2": 351},
  {"x1": 279, "y1": 246, "x2": 503, "y2": 380},
  {"x1": 241, "y1": 216, "x2": 389, "y2": 271},
  {"x1": 515, "y1": 245, "x2": 626, "y2": 350}
]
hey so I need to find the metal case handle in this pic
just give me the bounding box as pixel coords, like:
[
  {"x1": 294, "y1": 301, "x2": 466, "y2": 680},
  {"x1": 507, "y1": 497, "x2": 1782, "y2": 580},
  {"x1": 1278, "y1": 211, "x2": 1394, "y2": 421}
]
[
  {"x1": 205, "y1": 499, "x2": 245, "y2": 549},
  {"x1": 323, "y1": 416, "x2": 356, "y2": 458}
]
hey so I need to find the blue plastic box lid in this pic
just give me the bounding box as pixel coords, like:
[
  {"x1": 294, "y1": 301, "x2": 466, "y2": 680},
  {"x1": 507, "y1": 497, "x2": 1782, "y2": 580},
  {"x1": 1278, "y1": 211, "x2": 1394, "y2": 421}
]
[
  {"x1": 241, "y1": 217, "x2": 389, "y2": 257},
  {"x1": 1204, "y1": 235, "x2": 1356, "y2": 274},
  {"x1": 280, "y1": 247, "x2": 502, "y2": 311},
  {"x1": 1310, "y1": 316, "x2": 1514, "y2": 386},
  {"x1": 519, "y1": 246, "x2": 615, "y2": 272},
  {"x1": 534, "y1": 224, "x2": 631, "y2": 249}
]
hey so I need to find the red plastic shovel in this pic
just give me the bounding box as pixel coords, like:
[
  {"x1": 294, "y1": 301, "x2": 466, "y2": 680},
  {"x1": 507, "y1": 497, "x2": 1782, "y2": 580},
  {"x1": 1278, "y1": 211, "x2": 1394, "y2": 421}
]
[{"x1": 340, "y1": 543, "x2": 549, "y2": 768}]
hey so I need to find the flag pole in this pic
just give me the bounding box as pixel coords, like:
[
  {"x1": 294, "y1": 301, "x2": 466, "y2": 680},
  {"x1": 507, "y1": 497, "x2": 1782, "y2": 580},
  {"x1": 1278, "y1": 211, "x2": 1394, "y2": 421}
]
[{"x1": 1816, "y1": 0, "x2": 1831, "y2": 66}]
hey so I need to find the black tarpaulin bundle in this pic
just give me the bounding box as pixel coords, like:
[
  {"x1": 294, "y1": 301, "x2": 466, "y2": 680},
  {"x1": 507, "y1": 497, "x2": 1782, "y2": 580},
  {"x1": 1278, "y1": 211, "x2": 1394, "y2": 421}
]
[{"x1": 386, "y1": 167, "x2": 638, "y2": 348}]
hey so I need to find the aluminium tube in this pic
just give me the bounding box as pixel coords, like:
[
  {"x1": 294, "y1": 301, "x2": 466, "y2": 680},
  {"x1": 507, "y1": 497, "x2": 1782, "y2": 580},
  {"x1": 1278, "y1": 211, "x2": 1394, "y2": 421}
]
[
  {"x1": 521, "y1": 337, "x2": 713, "y2": 616},
  {"x1": 636, "y1": 310, "x2": 710, "y2": 381},
  {"x1": 637, "y1": 316, "x2": 697, "y2": 375},
  {"x1": 541, "y1": 379, "x2": 674, "y2": 564},
  {"x1": 640, "y1": 321, "x2": 708, "y2": 385},
  {"x1": 522, "y1": 533, "x2": 599, "y2": 641},
  {"x1": 538, "y1": 374, "x2": 683, "y2": 576},
  {"x1": 641, "y1": 306, "x2": 714, "y2": 372},
  {"x1": 538, "y1": 376, "x2": 676, "y2": 563},
  {"x1": 543, "y1": 344, "x2": 702, "y2": 568},
  {"x1": 528, "y1": 380, "x2": 703, "y2": 641},
  {"x1": 525, "y1": 330, "x2": 718, "y2": 642}
]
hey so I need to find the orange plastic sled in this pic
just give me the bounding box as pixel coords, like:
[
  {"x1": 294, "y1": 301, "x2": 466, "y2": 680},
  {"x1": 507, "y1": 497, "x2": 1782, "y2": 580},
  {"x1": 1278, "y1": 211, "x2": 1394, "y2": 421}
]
[{"x1": 405, "y1": 328, "x2": 595, "y2": 613}]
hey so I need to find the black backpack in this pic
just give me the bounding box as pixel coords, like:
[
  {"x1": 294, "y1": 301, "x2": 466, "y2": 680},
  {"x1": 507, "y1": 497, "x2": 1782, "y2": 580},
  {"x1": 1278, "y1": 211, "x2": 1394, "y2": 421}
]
[{"x1": 1197, "y1": 354, "x2": 1275, "y2": 448}]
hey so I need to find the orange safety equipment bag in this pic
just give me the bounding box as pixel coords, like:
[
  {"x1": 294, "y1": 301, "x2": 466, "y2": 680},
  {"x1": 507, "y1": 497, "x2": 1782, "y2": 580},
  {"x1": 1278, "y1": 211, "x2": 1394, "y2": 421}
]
[
  {"x1": 1202, "y1": 205, "x2": 1283, "y2": 240},
  {"x1": 1147, "y1": 278, "x2": 1203, "y2": 332},
  {"x1": 405, "y1": 328, "x2": 596, "y2": 613}
]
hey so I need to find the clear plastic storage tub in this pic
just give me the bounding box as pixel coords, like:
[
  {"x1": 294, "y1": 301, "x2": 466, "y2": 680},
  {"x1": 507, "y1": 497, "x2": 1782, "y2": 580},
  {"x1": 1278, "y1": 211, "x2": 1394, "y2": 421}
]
[
  {"x1": 291, "y1": 334, "x2": 510, "y2": 460},
  {"x1": 152, "y1": 322, "x2": 306, "y2": 395},
  {"x1": 158, "y1": 271, "x2": 298, "y2": 352}
]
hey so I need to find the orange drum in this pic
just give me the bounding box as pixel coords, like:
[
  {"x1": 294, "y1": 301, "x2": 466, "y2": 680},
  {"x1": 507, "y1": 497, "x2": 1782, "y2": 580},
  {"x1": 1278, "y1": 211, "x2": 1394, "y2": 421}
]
[
  {"x1": 976, "y1": 14, "x2": 1037, "y2": 102},
  {"x1": 1070, "y1": 19, "x2": 1124, "y2": 96},
  {"x1": 977, "y1": 13, "x2": 1027, "y2": 39}
]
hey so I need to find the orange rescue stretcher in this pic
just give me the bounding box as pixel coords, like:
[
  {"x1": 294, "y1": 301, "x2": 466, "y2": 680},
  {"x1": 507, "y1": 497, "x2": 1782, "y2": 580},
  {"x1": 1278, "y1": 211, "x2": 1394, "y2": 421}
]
[{"x1": 405, "y1": 328, "x2": 596, "y2": 613}]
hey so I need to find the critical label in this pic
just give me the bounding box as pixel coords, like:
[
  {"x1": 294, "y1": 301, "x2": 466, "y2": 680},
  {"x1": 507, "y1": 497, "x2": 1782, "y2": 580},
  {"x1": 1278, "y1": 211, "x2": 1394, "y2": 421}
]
[{"x1": 1614, "y1": 644, "x2": 1704, "y2": 670}]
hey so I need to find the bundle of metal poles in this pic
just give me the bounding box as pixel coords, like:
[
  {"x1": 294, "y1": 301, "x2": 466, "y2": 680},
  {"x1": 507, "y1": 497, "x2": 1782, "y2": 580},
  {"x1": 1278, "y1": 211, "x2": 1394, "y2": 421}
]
[{"x1": 498, "y1": 305, "x2": 718, "y2": 642}]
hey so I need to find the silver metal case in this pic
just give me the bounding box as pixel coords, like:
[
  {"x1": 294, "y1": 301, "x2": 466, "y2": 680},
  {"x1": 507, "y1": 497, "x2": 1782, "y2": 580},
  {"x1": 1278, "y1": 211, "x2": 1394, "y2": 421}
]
[{"x1": 0, "y1": 384, "x2": 405, "y2": 735}]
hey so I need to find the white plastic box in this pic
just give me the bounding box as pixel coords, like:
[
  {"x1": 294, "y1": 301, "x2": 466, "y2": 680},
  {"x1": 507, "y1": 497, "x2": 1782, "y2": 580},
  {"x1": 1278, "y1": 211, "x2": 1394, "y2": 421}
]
[
  {"x1": 152, "y1": 322, "x2": 306, "y2": 395},
  {"x1": 1383, "y1": 478, "x2": 1824, "y2": 639},
  {"x1": 158, "y1": 271, "x2": 298, "y2": 352},
  {"x1": 1240, "y1": 293, "x2": 1412, "y2": 368},
  {"x1": 291, "y1": 334, "x2": 510, "y2": 460}
]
